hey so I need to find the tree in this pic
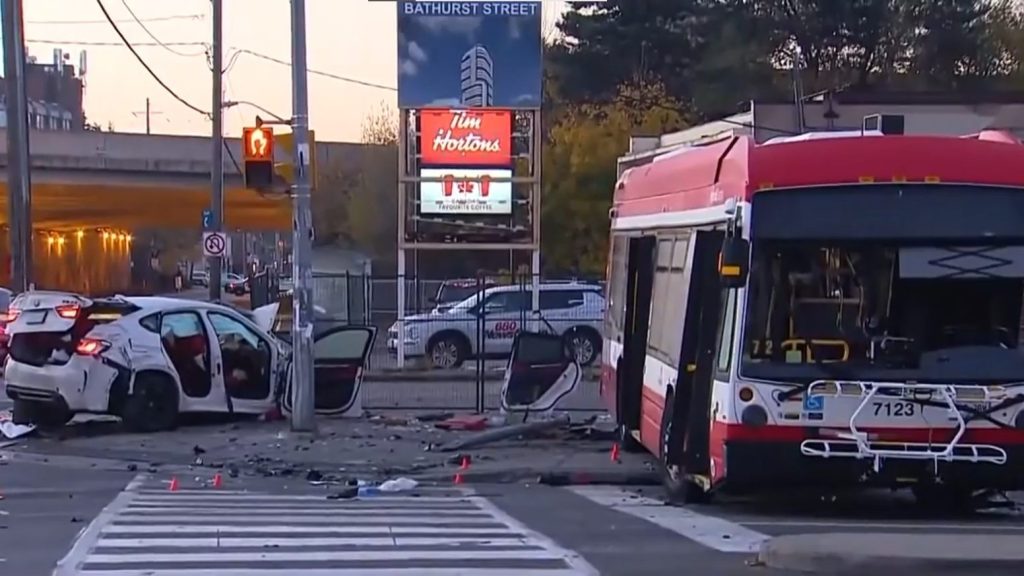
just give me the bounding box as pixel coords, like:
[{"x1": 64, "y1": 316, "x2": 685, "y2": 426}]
[
  {"x1": 361, "y1": 101, "x2": 399, "y2": 145},
  {"x1": 541, "y1": 79, "x2": 687, "y2": 274}
]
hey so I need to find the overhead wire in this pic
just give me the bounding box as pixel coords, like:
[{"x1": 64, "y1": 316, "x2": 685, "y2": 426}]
[
  {"x1": 27, "y1": 13, "x2": 203, "y2": 25},
  {"x1": 94, "y1": 0, "x2": 210, "y2": 117},
  {"x1": 28, "y1": 38, "x2": 207, "y2": 48},
  {"x1": 232, "y1": 49, "x2": 397, "y2": 91},
  {"x1": 118, "y1": 0, "x2": 208, "y2": 57}
]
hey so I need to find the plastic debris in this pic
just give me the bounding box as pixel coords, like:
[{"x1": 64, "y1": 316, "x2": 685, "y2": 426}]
[
  {"x1": 378, "y1": 477, "x2": 418, "y2": 492},
  {"x1": 0, "y1": 409, "x2": 35, "y2": 440}
]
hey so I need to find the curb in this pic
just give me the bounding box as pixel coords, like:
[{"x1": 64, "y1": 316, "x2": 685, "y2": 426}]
[
  {"x1": 757, "y1": 533, "x2": 1024, "y2": 576},
  {"x1": 413, "y1": 467, "x2": 661, "y2": 486}
]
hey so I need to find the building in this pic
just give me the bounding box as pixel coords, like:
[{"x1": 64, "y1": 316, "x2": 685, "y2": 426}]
[
  {"x1": 460, "y1": 44, "x2": 494, "y2": 107},
  {"x1": 619, "y1": 90, "x2": 1024, "y2": 176},
  {"x1": 0, "y1": 53, "x2": 86, "y2": 131}
]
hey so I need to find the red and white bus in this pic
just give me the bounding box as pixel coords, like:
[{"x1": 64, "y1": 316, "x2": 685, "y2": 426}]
[{"x1": 602, "y1": 130, "x2": 1024, "y2": 505}]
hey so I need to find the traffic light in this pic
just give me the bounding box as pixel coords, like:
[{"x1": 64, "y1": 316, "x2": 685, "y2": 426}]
[{"x1": 242, "y1": 126, "x2": 275, "y2": 189}]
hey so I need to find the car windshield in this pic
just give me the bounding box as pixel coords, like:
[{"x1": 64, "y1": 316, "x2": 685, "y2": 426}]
[
  {"x1": 437, "y1": 283, "x2": 481, "y2": 305},
  {"x1": 741, "y1": 241, "x2": 1024, "y2": 383}
]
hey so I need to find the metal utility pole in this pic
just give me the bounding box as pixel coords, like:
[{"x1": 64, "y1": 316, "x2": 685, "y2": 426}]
[
  {"x1": 2, "y1": 0, "x2": 32, "y2": 293},
  {"x1": 208, "y1": 0, "x2": 225, "y2": 301},
  {"x1": 289, "y1": 0, "x2": 316, "y2": 432}
]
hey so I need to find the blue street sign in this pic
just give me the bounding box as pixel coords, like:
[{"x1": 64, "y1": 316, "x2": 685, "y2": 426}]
[{"x1": 202, "y1": 209, "x2": 213, "y2": 230}]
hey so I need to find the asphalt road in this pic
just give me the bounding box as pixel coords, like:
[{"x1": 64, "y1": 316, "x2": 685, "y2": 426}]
[
  {"x1": 9, "y1": 449, "x2": 1021, "y2": 576},
  {"x1": 0, "y1": 457, "x2": 135, "y2": 576}
]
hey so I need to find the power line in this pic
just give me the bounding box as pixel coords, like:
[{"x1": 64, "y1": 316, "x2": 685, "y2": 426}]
[
  {"x1": 27, "y1": 13, "x2": 203, "y2": 25},
  {"x1": 94, "y1": 0, "x2": 210, "y2": 117},
  {"x1": 234, "y1": 49, "x2": 397, "y2": 91},
  {"x1": 118, "y1": 0, "x2": 208, "y2": 57},
  {"x1": 28, "y1": 38, "x2": 207, "y2": 48}
]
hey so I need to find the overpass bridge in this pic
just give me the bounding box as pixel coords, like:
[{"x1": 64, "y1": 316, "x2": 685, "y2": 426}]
[{"x1": 0, "y1": 129, "x2": 373, "y2": 231}]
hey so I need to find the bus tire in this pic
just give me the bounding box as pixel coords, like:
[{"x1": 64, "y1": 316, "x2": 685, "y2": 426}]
[
  {"x1": 122, "y1": 371, "x2": 179, "y2": 433},
  {"x1": 660, "y1": 391, "x2": 711, "y2": 505}
]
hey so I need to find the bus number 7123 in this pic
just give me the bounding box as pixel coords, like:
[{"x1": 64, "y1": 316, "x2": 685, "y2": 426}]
[{"x1": 872, "y1": 401, "x2": 916, "y2": 417}]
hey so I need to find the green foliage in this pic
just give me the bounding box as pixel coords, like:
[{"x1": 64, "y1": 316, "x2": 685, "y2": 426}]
[{"x1": 541, "y1": 80, "x2": 687, "y2": 274}]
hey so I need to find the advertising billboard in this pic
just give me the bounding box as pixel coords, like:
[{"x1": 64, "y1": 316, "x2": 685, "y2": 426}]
[
  {"x1": 420, "y1": 108, "x2": 512, "y2": 166},
  {"x1": 397, "y1": 1, "x2": 542, "y2": 108},
  {"x1": 420, "y1": 167, "x2": 512, "y2": 215}
]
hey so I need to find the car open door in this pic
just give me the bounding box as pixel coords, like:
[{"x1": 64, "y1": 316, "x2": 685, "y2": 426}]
[
  {"x1": 500, "y1": 330, "x2": 582, "y2": 417},
  {"x1": 281, "y1": 326, "x2": 377, "y2": 418}
]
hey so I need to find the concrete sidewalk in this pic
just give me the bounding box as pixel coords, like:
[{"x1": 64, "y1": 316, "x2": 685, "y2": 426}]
[
  {"x1": 758, "y1": 532, "x2": 1024, "y2": 575},
  {"x1": 3, "y1": 413, "x2": 656, "y2": 487}
]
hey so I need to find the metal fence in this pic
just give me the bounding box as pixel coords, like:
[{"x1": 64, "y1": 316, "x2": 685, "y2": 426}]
[{"x1": 305, "y1": 272, "x2": 608, "y2": 411}]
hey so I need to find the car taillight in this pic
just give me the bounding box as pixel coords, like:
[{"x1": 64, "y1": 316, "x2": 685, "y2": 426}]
[
  {"x1": 56, "y1": 304, "x2": 80, "y2": 319},
  {"x1": 75, "y1": 338, "x2": 110, "y2": 356}
]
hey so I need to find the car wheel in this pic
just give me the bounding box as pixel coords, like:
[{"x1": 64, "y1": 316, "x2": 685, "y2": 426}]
[
  {"x1": 122, "y1": 372, "x2": 179, "y2": 433},
  {"x1": 12, "y1": 399, "x2": 72, "y2": 428},
  {"x1": 564, "y1": 327, "x2": 601, "y2": 366},
  {"x1": 660, "y1": 391, "x2": 711, "y2": 505},
  {"x1": 428, "y1": 333, "x2": 468, "y2": 369}
]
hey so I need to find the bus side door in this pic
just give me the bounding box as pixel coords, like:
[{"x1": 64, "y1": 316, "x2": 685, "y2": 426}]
[{"x1": 672, "y1": 229, "x2": 725, "y2": 477}]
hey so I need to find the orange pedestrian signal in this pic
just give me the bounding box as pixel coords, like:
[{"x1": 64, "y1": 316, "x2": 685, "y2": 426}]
[
  {"x1": 243, "y1": 126, "x2": 274, "y2": 161},
  {"x1": 243, "y1": 126, "x2": 275, "y2": 190}
]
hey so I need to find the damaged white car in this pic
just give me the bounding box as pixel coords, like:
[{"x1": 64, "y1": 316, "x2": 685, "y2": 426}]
[{"x1": 2, "y1": 291, "x2": 375, "y2": 432}]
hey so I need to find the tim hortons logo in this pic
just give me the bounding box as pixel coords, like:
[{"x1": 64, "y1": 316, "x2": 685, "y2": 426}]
[{"x1": 430, "y1": 111, "x2": 503, "y2": 155}]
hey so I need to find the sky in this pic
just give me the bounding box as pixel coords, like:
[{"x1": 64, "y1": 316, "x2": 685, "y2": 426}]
[{"x1": 17, "y1": 0, "x2": 567, "y2": 142}]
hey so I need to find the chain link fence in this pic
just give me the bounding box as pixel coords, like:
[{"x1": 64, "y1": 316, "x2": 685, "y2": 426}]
[{"x1": 294, "y1": 272, "x2": 608, "y2": 411}]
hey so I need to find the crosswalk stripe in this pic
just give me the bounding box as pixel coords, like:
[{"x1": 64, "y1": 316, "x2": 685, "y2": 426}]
[
  {"x1": 61, "y1": 475, "x2": 598, "y2": 575},
  {"x1": 120, "y1": 507, "x2": 490, "y2": 515},
  {"x1": 84, "y1": 550, "x2": 563, "y2": 563},
  {"x1": 72, "y1": 565, "x2": 589, "y2": 569},
  {"x1": 108, "y1": 514, "x2": 505, "y2": 524},
  {"x1": 100, "y1": 525, "x2": 513, "y2": 535},
  {"x1": 94, "y1": 537, "x2": 532, "y2": 548},
  {"x1": 567, "y1": 485, "x2": 770, "y2": 553}
]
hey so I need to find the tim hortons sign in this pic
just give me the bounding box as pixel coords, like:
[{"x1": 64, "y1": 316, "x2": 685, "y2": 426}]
[{"x1": 419, "y1": 109, "x2": 512, "y2": 166}]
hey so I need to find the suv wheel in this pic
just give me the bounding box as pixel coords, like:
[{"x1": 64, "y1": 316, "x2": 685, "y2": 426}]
[
  {"x1": 122, "y1": 372, "x2": 179, "y2": 432},
  {"x1": 564, "y1": 327, "x2": 600, "y2": 366},
  {"x1": 428, "y1": 333, "x2": 467, "y2": 369}
]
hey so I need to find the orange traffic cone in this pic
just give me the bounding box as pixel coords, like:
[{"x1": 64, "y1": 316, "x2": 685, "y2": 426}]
[
  {"x1": 211, "y1": 473, "x2": 223, "y2": 489},
  {"x1": 453, "y1": 472, "x2": 464, "y2": 485},
  {"x1": 459, "y1": 456, "x2": 471, "y2": 470},
  {"x1": 610, "y1": 443, "x2": 620, "y2": 463},
  {"x1": 168, "y1": 476, "x2": 179, "y2": 492}
]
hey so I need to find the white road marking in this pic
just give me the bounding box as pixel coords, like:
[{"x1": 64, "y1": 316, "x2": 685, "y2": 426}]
[
  {"x1": 567, "y1": 485, "x2": 771, "y2": 553},
  {"x1": 72, "y1": 565, "x2": 589, "y2": 569},
  {"x1": 62, "y1": 477, "x2": 599, "y2": 575}
]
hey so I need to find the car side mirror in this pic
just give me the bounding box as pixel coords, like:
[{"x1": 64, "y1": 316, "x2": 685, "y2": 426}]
[{"x1": 719, "y1": 235, "x2": 749, "y2": 288}]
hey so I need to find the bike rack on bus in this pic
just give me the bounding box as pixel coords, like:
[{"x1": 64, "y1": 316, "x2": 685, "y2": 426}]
[{"x1": 798, "y1": 380, "x2": 1009, "y2": 473}]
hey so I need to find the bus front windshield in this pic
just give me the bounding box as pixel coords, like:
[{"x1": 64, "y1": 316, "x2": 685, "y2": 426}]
[{"x1": 740, "y1": 242, "x2": 1024, "y2": 384}]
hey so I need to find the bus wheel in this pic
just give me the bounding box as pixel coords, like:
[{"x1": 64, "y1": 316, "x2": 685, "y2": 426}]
[{"x1": 660, "y1": 393, "x2": 711, "y2": 505}]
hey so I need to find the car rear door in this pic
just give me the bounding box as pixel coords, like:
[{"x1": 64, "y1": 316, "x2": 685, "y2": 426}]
[
  {"x1": 281, "y1": 326, "x2": 377, "y2": 417},
  {"x1": 500, "y1": 330, "x2": 582, "y2": 415}
]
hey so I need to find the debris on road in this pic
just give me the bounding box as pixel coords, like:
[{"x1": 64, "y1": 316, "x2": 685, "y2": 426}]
[
  {"x1": 379, "y1": 477, "x2": 418, "y2": 492},
  {"x1": 435, "y1": 414, "x2": 571, "y2": 452},
  {"x1": 0, "y1": 409, "x2": 35, "y2": 440}
]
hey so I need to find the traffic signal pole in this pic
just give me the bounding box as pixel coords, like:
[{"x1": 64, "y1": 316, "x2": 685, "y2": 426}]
[
  {"x1": 289, "y1": 0, "x2": 316, "y2": 432},
  {"x1": 208, "y1": 0, "x2": 225, "y2": 302},
  {"x1": 2, "y1": 0, "x2": 32, "y2": 292}
]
